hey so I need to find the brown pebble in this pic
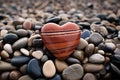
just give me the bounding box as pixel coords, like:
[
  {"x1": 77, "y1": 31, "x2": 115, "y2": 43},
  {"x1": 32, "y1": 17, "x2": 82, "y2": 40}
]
[
  {"x1": 1, "y1": 50, "x2": 9, "y2": 59},
  {"x1": 20, "y1": 64, "x2": 27, "y2": 74},
  {"x1": 77, "y1": 38, "x2": 88, "y2": 50},
  {"x1": 9, "y1": 70, "x2": 21, "y2": 80},
  {"x1": 83, "y1": 73, "x2": 97, "y2": 80},
  {"x1": 73, "y1": 50, "x2": 84, "y2": 61},
  {"x1": 55, "y1": 59, "x2": 68, "y2": 72},
  {"x1": 23, "y1": 20, "x2": 33, "y2": 30},
  {"x1": 85, "y1": 43, "x2": 95, "y2": 56},
  {"x1": 0, "y1": 72, "x2": 10, "y2": 80},
  {"x1": 83, "y1": 63, "x2": 104, "y2": 72}
]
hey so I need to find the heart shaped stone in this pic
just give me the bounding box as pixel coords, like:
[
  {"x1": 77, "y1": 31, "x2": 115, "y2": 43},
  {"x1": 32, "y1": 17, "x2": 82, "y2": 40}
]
[{"x1": 40, "y1": 22, "x2": 81, "y2": 60}]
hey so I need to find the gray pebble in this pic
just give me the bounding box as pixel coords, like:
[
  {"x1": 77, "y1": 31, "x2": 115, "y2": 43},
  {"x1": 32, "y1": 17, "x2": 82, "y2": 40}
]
[
  {"x1": 16, "y1": 29, "x2": 28, "y2": 37},
  {"x1": 83, "y1": 73, "x2": 97, "y2": 80},
  {"x1": 77, "y1": 38, "x2": 88, "y2": 50}
]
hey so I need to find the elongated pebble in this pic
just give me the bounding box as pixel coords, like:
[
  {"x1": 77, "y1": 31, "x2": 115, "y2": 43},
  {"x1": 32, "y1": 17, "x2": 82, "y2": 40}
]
[
  {"x1": 20, "y1": 48, "x2": 29, "y2": 56},
  {"x1": 32, "y1": 50, "x2": 43, "y2": 59},
  {"x1": 4, "y1": 44, "x2": 13, "y2": 54},
  {"x1": 43, "y1": 60, "x2": 56, "y2": 78},
  {"x1": 77, "y1": 38, "x2": 88, "y2": 50},
  {"x1": 0, "y1": 61, "x2": 17, "y2": 70},
  {"x1": 1, "y1": 50, "x2": 9, "y2": 59},
  {"x1": 12, "y1": 37, "x2": 28, "y2": 50},
  {"x1": 18, "y1": 75, "x2": 33, "y2": 80}
]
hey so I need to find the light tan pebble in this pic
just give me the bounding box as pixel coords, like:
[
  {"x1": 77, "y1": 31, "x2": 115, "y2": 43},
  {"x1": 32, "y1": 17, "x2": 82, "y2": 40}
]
[
  {"x1": 18, "y1": 75, "x2": 33, "y2": 80},
  {"x1": 85, "y1": 43, "x2": 95, "y2": 56},
  {"x1": 0, "y1": 61, "x2": 17, "y2": 70},
  {"x1": 0, "y1": 29, "x2": 8, "y2": 37},
  {"x1": 98, "y1": 50, "x2": 105, "y2": 55},
  {"x1": 31, "y1": 50, "x2": 43, "y2": 59},
  {"x1": 43, "y1": 60, "x2": 56, "y2": 78},
  {"x1": 83, "y1": 73, "x2": 97, "y2": 80},
  {"x1": 83, "y1": 63, "x2": 104, "y2": 72},
  {"x1": 20, "y1": 48, "x2": 29, "y2": 56},
  {"x1": 9, "y1": 70, "x2": 21, "y2": 80},
  {"x1": 77, "y1": 38, "x2": 88, "y2": 50},
  {"x1": 14, "y1": 51, "x2": 22, "y2": 57},
  {"x1": 82, "y1": 57, "x2": 89, "y2": 64},
  {"x1": 55, "y1": 59, "x2": 68, "y2": 72},
  {"x1": 73, "y1": 50, "x2": 84, "y2": 61},
  {"x1": 1, "y1": 50, "x2": 9, "y2": 59},
  {"x1": 4, "y1": 44, "x2": 13, "y2": 54},
  {"x1": 89, "y1": 54, "x2": 105, "y2": 63}
]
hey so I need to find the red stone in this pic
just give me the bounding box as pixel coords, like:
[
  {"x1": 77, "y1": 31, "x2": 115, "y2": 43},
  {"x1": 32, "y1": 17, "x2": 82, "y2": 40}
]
[{"x1": 40, "y1": 22, "x2": 81, "y2": 60}]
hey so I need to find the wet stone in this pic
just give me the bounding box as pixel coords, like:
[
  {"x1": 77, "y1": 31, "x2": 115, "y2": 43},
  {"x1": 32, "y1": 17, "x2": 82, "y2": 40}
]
[
  {"x1": 11, "y1": 56, "x2": 30, "y2": 66},
  {"x1": 3, "y1": 33, "x2": 18, "y2": 44},
  {"x1": 62, "y1": 64, "x2": 84, "y2": 80},
  {"x1": 23, "y1": 20, "x2": 33, "y2": 30},
  {"x1": 27, "y1": 58, "x2": 42, "y2": 78}
]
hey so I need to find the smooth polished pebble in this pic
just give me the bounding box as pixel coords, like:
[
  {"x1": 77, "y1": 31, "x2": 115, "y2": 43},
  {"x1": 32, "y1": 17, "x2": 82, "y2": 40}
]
[
  {"x1": 73, "y1": 50, "x2": 84, "y2": 61},
  {"x1": 83, "y1": 73, "x2": 97, "y2": 80},
  {"x1": 104, "y1": 42, "x2": 116, "y2": 52},
  {"x1": 89, "y1": 32, "x2": 104, "y2": 45},
  {"x1": 23, "y1": 20, "x2": 33, "y2": 30},
  {"x1": 0, "y1": 61, "x2": 17, "y2": 70},
  {"x1": 27, "y1": 59, "x2": 42, "y2": 78},
  {"x1": 81, "y1": 29, "x2": 91, "y2": 39},
  {"x1": 43, "y1": 60, "x2": 56, "y2": 78},
  {"x1": 66, "y1": 57, "x2": 81, "y2": 65},
  {"x1": 83, "y1": 63, "x2": 104, "y2": 72},
  {"x1": 110, "y1": 63, "x2": 120, "y2": 76},
  {"x1": 31, "y1": 50, "x2": 43, "y2": 59},
  {"x1": 16, "y1": 29, "x2": 28, "y2": 37},
  {"x1": 89, "y1": 54, "x2": 105, "y2": 63},
  {"x1": 13, "y1": 51, "x2": 22, "y2": 57},
  {"x1": 12, "y1": 37, "x2": 28, "y2": 50},
  {"x1": 11, "y1": 56, "x2": 30, "y2": 65},
  {"x1": 0, "y1": 50, "x2": 9, "y2": 59},
  {"x1": 18, "y1": 75, "x2": 33, "y2": 80},
  {"x1": 62, "y1": 64, "x2": 84, "y2": 80},
  {"x1": 20, "y1": 48, "x2": 29, "y2": 56},
  {"x1": 55, "y1": 59, "x2": 68, "y2": 72},
  {"x1": 20, "y1": 64, "x2": 27, "y2": 74},
  {"x1": 0, "y1": 29, "x2": 8, "y2": 37},
  {"x1": 0, "y1": 72, "x2": 10, "y2": 80},
  {"x1": 85, "y1": 43, "x2": 95, "y2": 56},
  {"x1": 9, "y1": 70, "x2": 21, "y2": 80},
  {"x1": 3, "y1": 44, "x2": 13, "y2": 54},
  {"x1": 49, "y1": 74, "x2": 62, "y2": 80},
  {"x1": 77, "y1": 38, "x2": 88, "y2": 50},
  {"x1": 41, "y1": 55, "x2": 48, "y2": 63}
]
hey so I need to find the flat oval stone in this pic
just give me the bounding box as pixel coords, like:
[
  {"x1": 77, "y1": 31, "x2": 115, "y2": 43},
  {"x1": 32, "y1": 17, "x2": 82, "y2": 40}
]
[
  {"x1": 3, "y1": 33, "x2": 18, "y2": 44},
  {"x1": 16, "y1": 29, "x2": 28, "y2": 37},
  {"x1": 43, "y1": 60, "x2": 56, "y2": 78},
  {"x1": 89, "y1": 33, "x2": 103, "y2": 45},
  {"x1": 89, "y1": 54, "x2": 105, "y2": 63},
  {"x1": 0, "y1": 61, "x2": 17, "y2": 70},
  {"x1": 66, "y1": 57, "x2": 81, "y2": 65},
  {"x1": 31, "y1": 50, "x2": 43, "y2": 59},
  {"x1": 27, "y1": 59, "x2": 42, "y2": 78},
  {"x1": 3, "y1": 44, "x2": 13, "y2": 54},
  {"x1": 73, "y1": 50, "x2": 84, "y2": 61},
  {"x1": 83, "y1": 63, "x2": 104, "y2": 72},
  {"x1": 55, "y1": 59, "x2": 68, "y2": 72},
  {"x1": 11, "y1": 56, "x2": 30, "y2": 66},
  {"x1": 83, "y1": 73, "x2": 97, "y2": 80},
  {"x1": 0, "y1": 50, "x2": 9, "y2": 59},
  {"x1": 9, "y1": 70, "x2": 21, "y2": 80},
  {"x1": 18, "y1": 75, "x2": 33, "y2": 80},
  {"x1": 13, "y1": 51, "x2": 22, "y2": 57},
  {"x1": 81, "y1": 29, "x2": 91, "y2": 39},
  {"x1": 62, "y1": 64, "x2": 84, "y2": 80},
  {"x1": 49, "y1": 74, "x2": 62, "y2": 80},
  {"x1": 85, "y1": 43, "x2": 95, "y2": 56},
  {"x1": 0, "y1": 72, "x2": 10, "y2": 80},
  {"x1": 20, "y1": 64, "x2": 27, "y2": 74},
  {"x1": 77, "y1": 38, "x2": 88, "y2": 50},
  {"x1": 20, "y1": 48, "x2": 29, "y2": 56},
  {"x1": 12, "y1": 37, "x2": 28, "y2": 50}
]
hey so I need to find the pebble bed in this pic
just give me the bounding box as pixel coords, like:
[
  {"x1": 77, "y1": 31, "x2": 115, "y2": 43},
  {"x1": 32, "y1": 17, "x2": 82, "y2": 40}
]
[{"x1": 0, "y1": 0, "x2": 120, "y2": 80}]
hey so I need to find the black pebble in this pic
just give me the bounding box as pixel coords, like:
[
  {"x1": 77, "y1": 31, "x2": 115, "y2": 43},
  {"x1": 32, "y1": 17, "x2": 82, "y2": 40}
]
[{"x1": 44, "y1": 17, "x2": 62, "y2": 24}]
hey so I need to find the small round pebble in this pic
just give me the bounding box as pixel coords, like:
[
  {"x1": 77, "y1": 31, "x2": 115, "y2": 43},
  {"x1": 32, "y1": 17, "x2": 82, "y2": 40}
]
[
  {"x1": 23, "y1": 20, "x2": 33, "y2": 30},
  {"x1": 0, "y1": 29, "x2": 8, "y2": 37},
  {"x1": 62, "y1": 64, "x2": 84, "y2": 80},
  {"x1": 89, "y1": 54, "x2": 105, "y2": 63},
  {"x1": 16, "y1": 29, "x2": 28, "y2": 37},
  {"x1": 43, "y1": 60, "x2": 56, "y2": 78},
  {"x1": 9, "y1": 70, "x2": 21, "y2": 80},
  {"x1": 85, "y1": 43, "x2": 95, "y2": 56},
  {"x1": 0, "y1": 50, "x2": 9, "y2": 59},
  {"x1": 77, "y1": 38, "x2": 88, "y2": 50}
]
